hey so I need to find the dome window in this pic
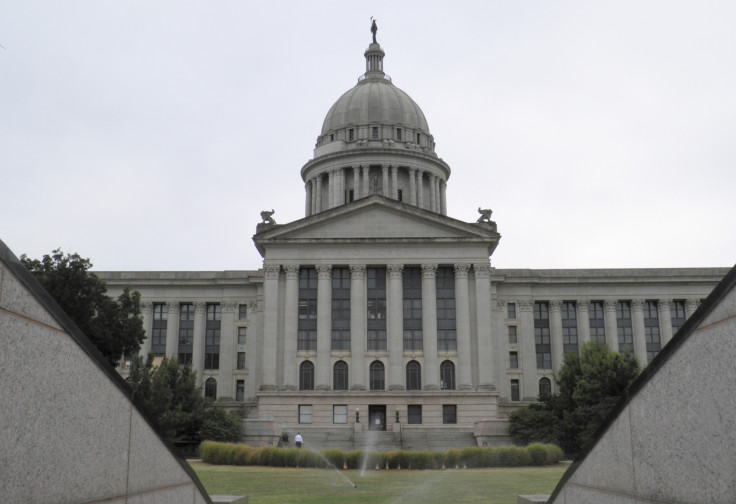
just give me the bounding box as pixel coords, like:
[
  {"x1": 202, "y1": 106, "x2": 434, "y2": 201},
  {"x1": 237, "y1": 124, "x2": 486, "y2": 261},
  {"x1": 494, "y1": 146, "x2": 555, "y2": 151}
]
[
  {"x1": 330, "y1": 133, "x2": 334, "y2": 142},
  {"x1": 349, "y1": 129, "x2": 355, "y2": 141},
  {"x1": 396, "y1": 128, "x2": 402, "y2": 141},
  {"x1": 372, "y1": 127, "x2": 379, "y2": 139},
  {"x1": 416, "y1": 133, "x2": 421, "y2": 144}
]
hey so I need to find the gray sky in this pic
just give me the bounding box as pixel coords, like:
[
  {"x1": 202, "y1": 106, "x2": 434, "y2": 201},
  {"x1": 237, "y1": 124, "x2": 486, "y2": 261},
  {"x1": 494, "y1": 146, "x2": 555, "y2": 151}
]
[{"x1": 2, "y1": 1, "x2": 735, "y2": 271}]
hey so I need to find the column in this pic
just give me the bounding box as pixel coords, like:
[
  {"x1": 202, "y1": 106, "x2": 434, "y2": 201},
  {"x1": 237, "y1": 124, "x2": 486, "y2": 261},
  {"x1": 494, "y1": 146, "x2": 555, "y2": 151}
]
[
  {"x1": 387, "y1": 264, "x2": 404, "y2": 390},
  {"x1": 518, "y1": 300, "x2": 538, "y2": 400},
  {"x1": 685, "y1": 298, "x2": 700, "y2": 319},
  {"x1": 421, "y1": 264, "x2": 439, "y2": 389},
  {"x1": 408, "y1": 167, "x2": 417, "y2": 206},
  {"x1": 658, "y1": 299, "x2": 674, "y2": 346},
  {"x1": 353, "y1": 166, "x2": 360, "y2": 200},
  {"x1": 454, "y1": 264, "x2": 473, "y2": 390},
  {"x1": 474, "y1": 263, "x2": 495, "y2": 390},
  {"x1": 362, "y1": 165, "x2": 370, "y2": 197},
  {"x1": 192, "y1": 301, "x2": 206, "y2": 386},
  {"x1": 382, "y1": 165, "x2": 389, "y2": 197},
  {"x1": 603, "y1": 300, "x2": 619, "y2": 353},
  {"x1": 315, "y1": 175, "x2": 322, "y2": 213},
  {"x1": 336, "y1": 168, "x2": 344, "y2": 206},
  {"x1": 350, "y1": 265, "x2": 367, "y2": 390},
  {"x1": 282, "y1": 265, "x2": 300, "y2": 390},
  {"x1": 428, "y1": 175, "x2": 435, "y2": 212},
  {"x1": 631, "y1": 299, "x2": 647, "y2": 365},
  {"x1": 433, "y1": 177, "x2": 440, "y2": 213},
  {"x1": 577, "y1": 300, "x2": 591, "y2": 345},
  {"x1": 440, "y1": 180, "x2": 447, "y2": 215},
  {"x1": 140, "y1": 302, "x2": 153, "y2": 356},
  {"x1": 417, "y1": 170, "x2": 424, "y2": 209},
  {"x1": 391, "y1": 166, "x2": 398, "y2": 200},
  {"x1": 220, "y1": 301, "x2": 237, "y2": 399},
  {"x1": 315, "y1": 264, "x2": 332, "y2": 389},
  {"x1": 165, "y1": 301, "x2": 180, "y2": 359},
  {"x1": 549, "y1": 300, "x2": 564, "y2": 371},
  {"x1": 260, "y1": 264, "x2": 280, "y2": 390},
  {"x1": 305, "y1": 181, "x2": 312, "y2": 217}
]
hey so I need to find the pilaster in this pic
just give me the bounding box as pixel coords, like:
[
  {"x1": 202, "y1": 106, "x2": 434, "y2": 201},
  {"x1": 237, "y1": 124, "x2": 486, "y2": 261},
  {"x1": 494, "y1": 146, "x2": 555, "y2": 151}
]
[
  {"x1": 350, "y1": 265, "x2": 367, "y2": 390},
  {"x1": 474, "y1": 263, "x2": 495, "y2": 390},
  {"x1": 140, "y1": 302, "x2": 153, "y2": 356},
  {"x1": 165, "y1": 301, "x2": 180, "y2": 359},
  {"x1": 260, "y1": 264, "x2": 280, "y2": 391},
  {"x1": 454, "y1": 264, "x2": 473, "y2": 390},
  {"x1": 549, "y1": 300, "x2": 563, "y2": 371},
  {"x1": 387, "y1": 264, "x2": 404, "y2": 390},
  {"x1": 282, "y1": 265, "x2": 300, "y2": 390},
  {"x1": 518, "y1": 300, "x2": 537, "y2": 400},
  {"x1": 192, "y1": 301, "x2": 207, "y2": 387},
  {"x1": 219, "y1": 301, "x2": 237, "y2": 399}
]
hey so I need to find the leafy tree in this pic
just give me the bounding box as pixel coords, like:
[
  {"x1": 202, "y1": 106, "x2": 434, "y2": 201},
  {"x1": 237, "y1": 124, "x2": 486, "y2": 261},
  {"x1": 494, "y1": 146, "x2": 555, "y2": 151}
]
[
  {"x1": 20, "y1": 249, "x2": 145, "y2": 366},
  {"x1": 127, "y1": 354, "x2": 242, "y2": 445},
  {"x1": 508, "y1": 341, "x2": 639, "y2": 455}
]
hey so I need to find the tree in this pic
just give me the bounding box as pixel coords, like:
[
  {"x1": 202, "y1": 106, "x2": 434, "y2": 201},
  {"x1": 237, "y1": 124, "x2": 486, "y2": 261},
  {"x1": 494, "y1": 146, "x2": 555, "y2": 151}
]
[
  {"x1": 508, "y1": 341, "x2": 640, "y2": 455},
  {"x1": 21, "y1": 248, "x2": 145, "y2": 366},
  {"x1": 127, "y1": 354, "x2": 242, "y2": 445}
]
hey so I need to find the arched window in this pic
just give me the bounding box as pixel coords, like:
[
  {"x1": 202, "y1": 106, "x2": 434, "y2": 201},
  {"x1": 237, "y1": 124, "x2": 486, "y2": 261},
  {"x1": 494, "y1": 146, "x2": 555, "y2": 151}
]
[
  {"x1": 369, "y1": 361, "x2": 385, "y2": 391},
  {"x1": 333, "y1": 360, "x2": 348, "y2": 390},
  {"x1": 406, "y1": 360, "x2": 421, "y2": 390},
  {"x1": 299, "y1": 361, "x2": 315, "y2": 390},
  {"x1": 204, "y1": 377, "x2": 217, "y2": 399},
  {"x1": 539, "y1": 377, "x2": 552, "y2": 398},
  {"x1": 440, "y1": 360, "x2": 455, "y2": 390}
]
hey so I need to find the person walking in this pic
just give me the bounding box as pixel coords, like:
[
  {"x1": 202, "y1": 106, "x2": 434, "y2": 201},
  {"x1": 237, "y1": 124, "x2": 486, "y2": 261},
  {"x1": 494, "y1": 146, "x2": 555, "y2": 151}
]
[{"x1": 295, "y1": 432, "x2": 303, "y2": 449}]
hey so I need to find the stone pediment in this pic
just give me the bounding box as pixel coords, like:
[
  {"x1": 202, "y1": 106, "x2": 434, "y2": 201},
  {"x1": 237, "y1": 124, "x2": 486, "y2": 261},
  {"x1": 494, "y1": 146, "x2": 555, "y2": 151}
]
[{"x1": 253, "y1": 196, "x2": 499, "y2": 255}]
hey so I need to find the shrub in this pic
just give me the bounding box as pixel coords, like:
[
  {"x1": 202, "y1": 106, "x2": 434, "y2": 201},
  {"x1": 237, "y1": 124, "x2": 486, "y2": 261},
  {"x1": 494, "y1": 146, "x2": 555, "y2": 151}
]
[
  {"x1": 322, "y1": 448, "x2": 345, "y2": 468},
  {"x1": 344, "y1": 450, "x2": 362, "y2": 470},
  {"x1": 526, "y1": 443, "x2": 548, "y2": 466},
  {"x1": 460, "y1": 447, "x2": 484, "y2": 468},
  {"x1": 445, "y1": 448, "x2": 460, "y2": 468},
  {"x1": 432, "y1": 451, "x2": 446, "y2": 468}
]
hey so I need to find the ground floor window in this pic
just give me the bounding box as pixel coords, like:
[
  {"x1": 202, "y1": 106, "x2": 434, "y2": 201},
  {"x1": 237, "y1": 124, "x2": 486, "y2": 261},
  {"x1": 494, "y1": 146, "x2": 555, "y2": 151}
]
[
  {"x1": 204, "y1": 378, "x2": 217, "y2": 399},
  {"x1": 236, "y1": 380, "x2": 244, "y2": 402},
  {"x1": 442, "y1": 405, "x2": 457, "y2": 424},
  {"x1": 510, "y1": 379, "x2": 520, "y2": 401},
  {"x1": 408, "y1": 405, "x2": 422, "y2": 424},
  {"x1": 299, "y1": 405, "x2": 313, "y2": 424},
  {"x1": 539, "y1": 377, "x2": 552, "y2": 398},
  {"x1": 333, "y1": 405, "x2": 347, "y2": 424}
]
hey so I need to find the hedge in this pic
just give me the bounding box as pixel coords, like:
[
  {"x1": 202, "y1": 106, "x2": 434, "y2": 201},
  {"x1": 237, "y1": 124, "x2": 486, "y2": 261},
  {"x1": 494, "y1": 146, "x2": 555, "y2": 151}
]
[{"x1": 200, "y1": 441, "x2": 564, "y2": 469}]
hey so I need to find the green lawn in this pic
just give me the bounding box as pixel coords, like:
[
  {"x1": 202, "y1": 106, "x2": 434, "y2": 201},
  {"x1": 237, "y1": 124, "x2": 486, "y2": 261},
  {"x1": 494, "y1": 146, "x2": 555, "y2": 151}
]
[{"x1": 189, "y1": 461, "x2": 568, "y2": 504}]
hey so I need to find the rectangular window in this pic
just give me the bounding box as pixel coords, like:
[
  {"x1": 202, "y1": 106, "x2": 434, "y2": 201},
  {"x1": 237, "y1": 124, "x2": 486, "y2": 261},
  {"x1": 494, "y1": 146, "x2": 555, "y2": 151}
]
[
  {"x1": 508, "y1": 325, "x2": 517, "y2": 344},
  {"x1": 205, "y1": 303, "x2": 221, "y2": 370},
  {"x1": 507, "y1": 303, "x2": 516, "y2": 319},
  {"x1": 349, "y1": 128, "x2": 354, "y2": 141},
  {"x1": 347, "y1": 189, "x2": 354, "y2": 202},
  {"x1": 178, "y1": 303, "x2": 194, "y2": 365},
  {"x1": 333, "y1": 405, "x2": 348, "y2": 424},
  {"x1": 396, "y1": 128, "x2": 402, "y2": 141},
  {"x1": 237, "y1": 352, "x2": 246, "y2": 370},
  {"x1": 408, "y1": 405, "x2": 422, "y2": 424},
  {"x1": 589, "y1": 301, "x2": 606, "y2": 344},
  {"x1": 372, "y1": 126, "x2": 379, "y2": 139},
  {"x1": 436, "y1": 267, "x2": 457, "y2": 351},
  {"x1": 236, "y1": 380, "x2": 244, "y2": 402},
  {"x1": 298, "y1": 268, "x2": 318, "y2": 351},
  {"x1": 509, "y1": 351, "x2": 518, "y2": 369},
  {"x1": 534, "y1": 302, "x2": 551, "y2": 369},
  {"x1": 299, "y1": 405, "x2": 313, "y2": 424},
  {"x1": 644, "y1": 301, "x2": 661, "y2": 363},
  {"x1": 238, "y1": 327, "x2": 247, "y2": 345},
  {"x1": 238, "y1": 304, "x2": 247, "y2": 320},
  {"x1": 416, "y1": 133, "x2": 421, "y2": 144},
  {"x1": 151, "y1": 303, "x2": 167, "y2": 357},
  {"x1": 561, "y1": 302, "x2": 578, "y2": 355},
  {"x1": 510, "y1": 379, "x2": 520, "y2": 401},
  {"x1": 331, "y1": 267, "x2": 351, "y2": 350},
  {"x1": 403, "y1": 267, "x2": 423, "y2": 350},
  {"x1": 397, "y1": 189, "x2": 403, "y2": 202},
  {"x1": 671, "y1": 300, "x2": 687, "y2": 334},
  {"x1": 617, "y1": 301, "x2": 634, "y2": 354},
  {"x1": 367, "y1": 267, "x2": 387, "y2": 350},
  {"x1": 442, "y1": 405, "x2": 457, "y2": 424}
]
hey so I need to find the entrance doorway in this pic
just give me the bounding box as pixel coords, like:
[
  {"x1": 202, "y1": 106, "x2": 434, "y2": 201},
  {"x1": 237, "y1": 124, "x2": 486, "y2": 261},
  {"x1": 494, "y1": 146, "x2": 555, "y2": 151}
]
[{"x1": 368, "y1": 405, "x2": 386, "y2": 431}]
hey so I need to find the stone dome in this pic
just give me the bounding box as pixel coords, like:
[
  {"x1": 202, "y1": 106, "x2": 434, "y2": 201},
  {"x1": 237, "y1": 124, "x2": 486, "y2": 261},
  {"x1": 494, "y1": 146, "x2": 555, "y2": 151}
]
[{"x1": 320, "y1": 79, "x2": 430, "y2": 136}]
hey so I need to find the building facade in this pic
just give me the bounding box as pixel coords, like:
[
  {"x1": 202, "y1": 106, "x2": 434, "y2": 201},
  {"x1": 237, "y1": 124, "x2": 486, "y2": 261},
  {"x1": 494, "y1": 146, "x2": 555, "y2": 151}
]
[{"x1": 100, "y1": 32, "x2": 727, "y2": 449}]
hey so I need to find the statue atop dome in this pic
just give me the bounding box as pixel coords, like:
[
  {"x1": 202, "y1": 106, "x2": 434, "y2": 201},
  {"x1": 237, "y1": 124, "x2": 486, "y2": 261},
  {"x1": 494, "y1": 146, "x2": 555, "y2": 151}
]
[{"x1": 371, "y1": 18, "x2": 378, "y2": 44}]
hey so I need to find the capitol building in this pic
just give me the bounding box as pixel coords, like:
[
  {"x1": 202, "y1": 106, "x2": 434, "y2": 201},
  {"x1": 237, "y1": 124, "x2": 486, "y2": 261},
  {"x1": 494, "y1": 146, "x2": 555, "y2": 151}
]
[{"x1": 99, "y1": 29, "x2": 727, "y2": 449}]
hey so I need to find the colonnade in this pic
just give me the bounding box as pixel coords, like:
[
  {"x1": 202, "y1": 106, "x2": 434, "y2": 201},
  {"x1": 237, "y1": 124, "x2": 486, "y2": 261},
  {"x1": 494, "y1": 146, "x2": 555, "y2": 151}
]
[
  {"x1": 260, "y1": 262, "x2": 495, "y2": 392},
  {"x1": 304, "y1": 165, "x2": 447, "y2": 216},
  {"x1": 510, "y1": 297, "x2": 701, "y2": 400}
]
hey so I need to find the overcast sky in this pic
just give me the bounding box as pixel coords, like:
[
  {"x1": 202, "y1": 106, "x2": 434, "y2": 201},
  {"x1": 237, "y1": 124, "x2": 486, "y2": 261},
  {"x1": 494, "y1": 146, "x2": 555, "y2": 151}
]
[{"x1": 2, "y1": 1, "x2": 735, "y2": 272}]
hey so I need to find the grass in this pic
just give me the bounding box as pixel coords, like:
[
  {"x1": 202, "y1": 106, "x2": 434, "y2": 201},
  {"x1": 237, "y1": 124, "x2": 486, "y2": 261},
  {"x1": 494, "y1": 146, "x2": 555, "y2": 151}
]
[{"x1": 189, "y1": 460, "x2": 568, "y2": 504}]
